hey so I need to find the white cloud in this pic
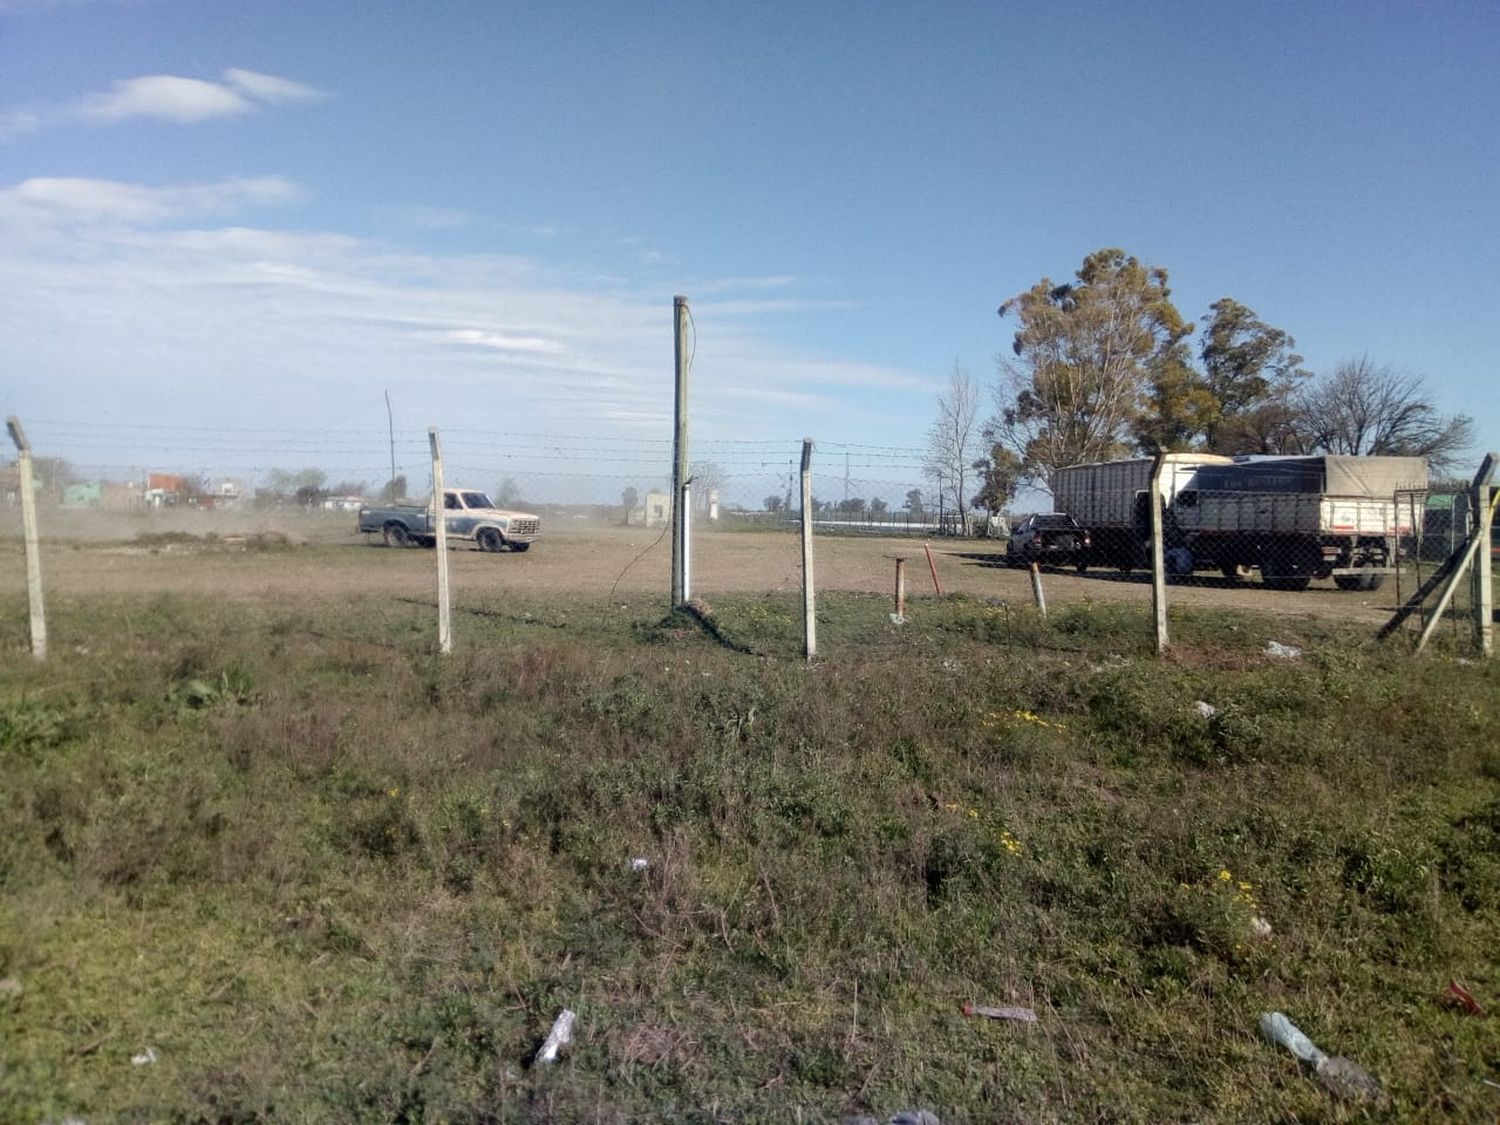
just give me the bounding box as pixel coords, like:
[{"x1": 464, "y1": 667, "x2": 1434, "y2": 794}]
[
  {"x1": 0, "y1": 108, "x2": 42, "y2": 141},
  {"x1": 77, "y1": 74, "x2": 253, "y2": 123},
  {"x1": 0, "y1": 176, "x2": 303, "y2": 224},
  {"x1": 1, "y1": 68, "x2": 326, "y2": 139},
  {"x1": 222, "y1": 68, "x2": 327, "y2": 106}
]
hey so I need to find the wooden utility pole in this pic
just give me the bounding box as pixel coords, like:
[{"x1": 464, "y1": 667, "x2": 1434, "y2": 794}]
[
  {"x1": 671, "y1": 295, "x2": 690, "y2": 607},
  {"x1": 800, "y1": 438, "x2": 816, "y2": 661},
  {"x1": 429, "y1": 427, "x2": 451, "y2": 655},
  {"x1": 1148, "y1": 452, "x2": 1169, "y2": 655},
  {"x1": 6, "y1": 416, "x2": 46, "y2": 661}
]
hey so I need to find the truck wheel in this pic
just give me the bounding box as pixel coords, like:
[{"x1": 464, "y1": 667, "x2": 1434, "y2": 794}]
[
  {"x1": 511, "y1": 541, "x2": 531, "y2": 553},
  {"x1": 384, "y1": 522, "x2": 412, "y2": 548},
  {"x1": 476, "y1": 527, "x2": 504, "y2": 553},
  {"x1": 1335, "y1": 561, "x2": 1384, "y2": 592}
]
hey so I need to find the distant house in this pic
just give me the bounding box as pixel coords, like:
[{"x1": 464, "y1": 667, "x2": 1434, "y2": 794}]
[
  {"x1": 322, "y1": 494, "x2": 367, "y2": 512},
  {"x1": 146, "y1": 472, "x2": 186, "y2": 507},
  {"x1": 214, "y1": 478, "x2": 247, "y2": 507}
]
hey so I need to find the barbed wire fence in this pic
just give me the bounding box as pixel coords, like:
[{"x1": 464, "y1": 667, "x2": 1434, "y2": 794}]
[{"x1": 4, "y1": 416, "x2": 1493, "y2": 658}]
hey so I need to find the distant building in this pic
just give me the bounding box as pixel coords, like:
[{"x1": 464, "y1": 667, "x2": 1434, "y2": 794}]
[
  {"x1": 643, "y1": 490, "x2": 670, "y2": 527},
  {"x1": 102, "y1": 481, "x2": 144, "y2": 509},
  {"x1": 62, "y1": 481, "x2": 104, "y2": 507},
  {"x1": 146, "y1": 472, "x2": 186, "y2": 507}
]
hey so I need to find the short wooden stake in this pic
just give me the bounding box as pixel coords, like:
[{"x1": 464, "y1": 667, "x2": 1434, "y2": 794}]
[
  {"x1": 893, "y1": 557, "x2": 907, "y2": 623},
  {"x1": 923, "y1": 541, "x2": 944, "y2": 595}
]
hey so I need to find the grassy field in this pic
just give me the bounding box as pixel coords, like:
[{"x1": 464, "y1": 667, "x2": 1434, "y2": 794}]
[{"x1": 2, "y1": 537, "x2": 1499, "y2": 1122}]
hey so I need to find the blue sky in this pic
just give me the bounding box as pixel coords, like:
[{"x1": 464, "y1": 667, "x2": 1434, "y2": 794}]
[{"x1": 2, "y1": 0, "x2": 1496, "y2": 503}]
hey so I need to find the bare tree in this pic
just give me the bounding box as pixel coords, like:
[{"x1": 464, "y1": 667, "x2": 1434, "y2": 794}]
[
  {"x1": 1297, "y1": 357, "x2": 1474, "y2": 471},
  {"x1": 925, "y1": 362, "x2": 982, "y2": 534},
  {"x1": 688, "y1": 461, "x2": 726, "y2": 516}
]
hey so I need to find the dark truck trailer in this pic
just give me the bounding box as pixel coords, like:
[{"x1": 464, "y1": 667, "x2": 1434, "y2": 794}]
[{"x1": 1051, "y1": 454, "x2": 1233, "y2": 571}]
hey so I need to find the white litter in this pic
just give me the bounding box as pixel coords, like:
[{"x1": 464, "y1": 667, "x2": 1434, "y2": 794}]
[
  {"x1": 535, "y1": 1008, "x2": 576, "y2": 1066},
  {"x1": 1194, "y1": 700, "x2": 1219, "y2": 719},
  {"x1": 1263, "y1": 641, "x2": 1302, "y2": 659},
  {"x1": 1250, "y1": 915, "x2": 1274, "y2": 940},
  {"x1": 130, "y1": 1047, "x2": 158, "y2": 1066},
  {"x1": 630, "y1": 857, "x2": 650, "y2": 872},
  {"x1": 1260, "y1": 1011, "x2": 1380, "y2": 1102}
]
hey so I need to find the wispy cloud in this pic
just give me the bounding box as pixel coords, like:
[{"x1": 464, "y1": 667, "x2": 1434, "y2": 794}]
[
  {"x1": 0, "y1": 68, "x2": 327, "y2": 140},
  {"x1": 0, "y1": 175, "x2": 933, "y2": 485},
  {"x1": 0, "y1": 175, "x2": 303, "y2": 224},
  {"x1": 221, "y1": 68, "x2": 326, "y2": 106}
]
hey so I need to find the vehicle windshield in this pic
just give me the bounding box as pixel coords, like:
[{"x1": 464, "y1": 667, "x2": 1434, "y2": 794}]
[{"x1": 462, "y1": 492, "x2": 494, "y2": 509}]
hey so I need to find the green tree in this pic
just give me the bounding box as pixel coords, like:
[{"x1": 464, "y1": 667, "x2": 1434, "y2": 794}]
[
  {"x1": 495, "y1": 477, "x2": 521, "y2": 507},
  {"x1": 970, "y1": 442, "x2": 1023, "y2": 515},
  {"x1": 995, "y1": 248, "x2": 1191, "y2": 485},
  {"x1": 763, "y1": 495, "x2": 784, "y2": 514},
  {"x1": 1198, "y1": 298, "x2": 1310, "y2": 452}
]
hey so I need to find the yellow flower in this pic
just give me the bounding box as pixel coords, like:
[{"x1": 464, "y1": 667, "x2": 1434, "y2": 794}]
[
  {"x1": 967, "y1": 809, "x2": 979, "y2": 819},
  {"x1": 1218, "y1": 868, "x2": 1232, "y2": 882},
  {"x1": 387, "y1": 787, "x2": 400, "y2": 798}
]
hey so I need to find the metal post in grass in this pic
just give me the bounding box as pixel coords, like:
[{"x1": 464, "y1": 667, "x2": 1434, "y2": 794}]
[
  {"x1": 1471, "y1": 453, "x2": 1496, "y2": 657},
  {"x1": 428, "y1": 426, "x2": 452, "y2": 655},
  {"x1": 891, "y1": 556, "x2": 907, "y2": 624},
  {"x1": 1029, "y1": 561, "x2": 1047, "y2": 618},
  {"x1": 6, "y1": 416, "x2": 46, "y2": 661},
  {"x1": 1412, "y1": 452, "x2": 1495, "y2": 655},
  {"x1": 800, "y1": 437, "x2": 816, "y2": 661},
  {"x1": 681, "y1": 479, "x2": 692, "y2": 604},
  {"x1": 1148, "y1": 451, "x2": 1168, "y2": 655},
  {"x1": 671, "y1": 295, "x2": 690, "y2": 608}
]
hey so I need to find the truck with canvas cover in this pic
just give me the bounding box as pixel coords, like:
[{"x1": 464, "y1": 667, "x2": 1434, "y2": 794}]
[{"x1": 1171, "y1": 455, "x2": 1427, "y2": 591}]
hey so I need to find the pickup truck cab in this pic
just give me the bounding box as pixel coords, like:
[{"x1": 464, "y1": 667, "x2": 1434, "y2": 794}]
[{"x1": 357, "y1": 489, "x2": 541, "y2": 553}]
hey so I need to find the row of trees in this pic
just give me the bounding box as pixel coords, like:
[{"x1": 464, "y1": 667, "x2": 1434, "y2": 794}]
[{"x1": 927, "y1": 248, "x2": 1476, "y2": 521}]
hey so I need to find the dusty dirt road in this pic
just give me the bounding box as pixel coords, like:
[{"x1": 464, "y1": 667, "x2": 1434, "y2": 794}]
[{"x1": 0, "y1": 518, "x2": 1397, "y2": 626}]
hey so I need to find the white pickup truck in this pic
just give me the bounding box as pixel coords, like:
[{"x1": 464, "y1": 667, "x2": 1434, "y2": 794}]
[{"x1": 357, "y1": 489, "x2": 541, "y2": 553}]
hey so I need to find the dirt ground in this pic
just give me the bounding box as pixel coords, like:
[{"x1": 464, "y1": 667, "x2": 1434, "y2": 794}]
[{"x1": 0, "y1": 512, "x2": 1400, "y2": 626}]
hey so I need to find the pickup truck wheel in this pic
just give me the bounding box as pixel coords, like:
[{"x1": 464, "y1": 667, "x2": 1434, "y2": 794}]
[
  {"x1": 476, "y1": 527, "x2": 504, "y2": 553},
  {"x1": 510, "y1": 541, "x2": 531, "y2": 553},
  {"x1": 384, "y1": 522, "x2": 412, "y2": 548}
]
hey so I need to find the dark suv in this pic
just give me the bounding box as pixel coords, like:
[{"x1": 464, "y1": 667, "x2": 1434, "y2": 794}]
[{"x1": 1006, "y1": 513, "x2": 1091, "y2": 569}]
